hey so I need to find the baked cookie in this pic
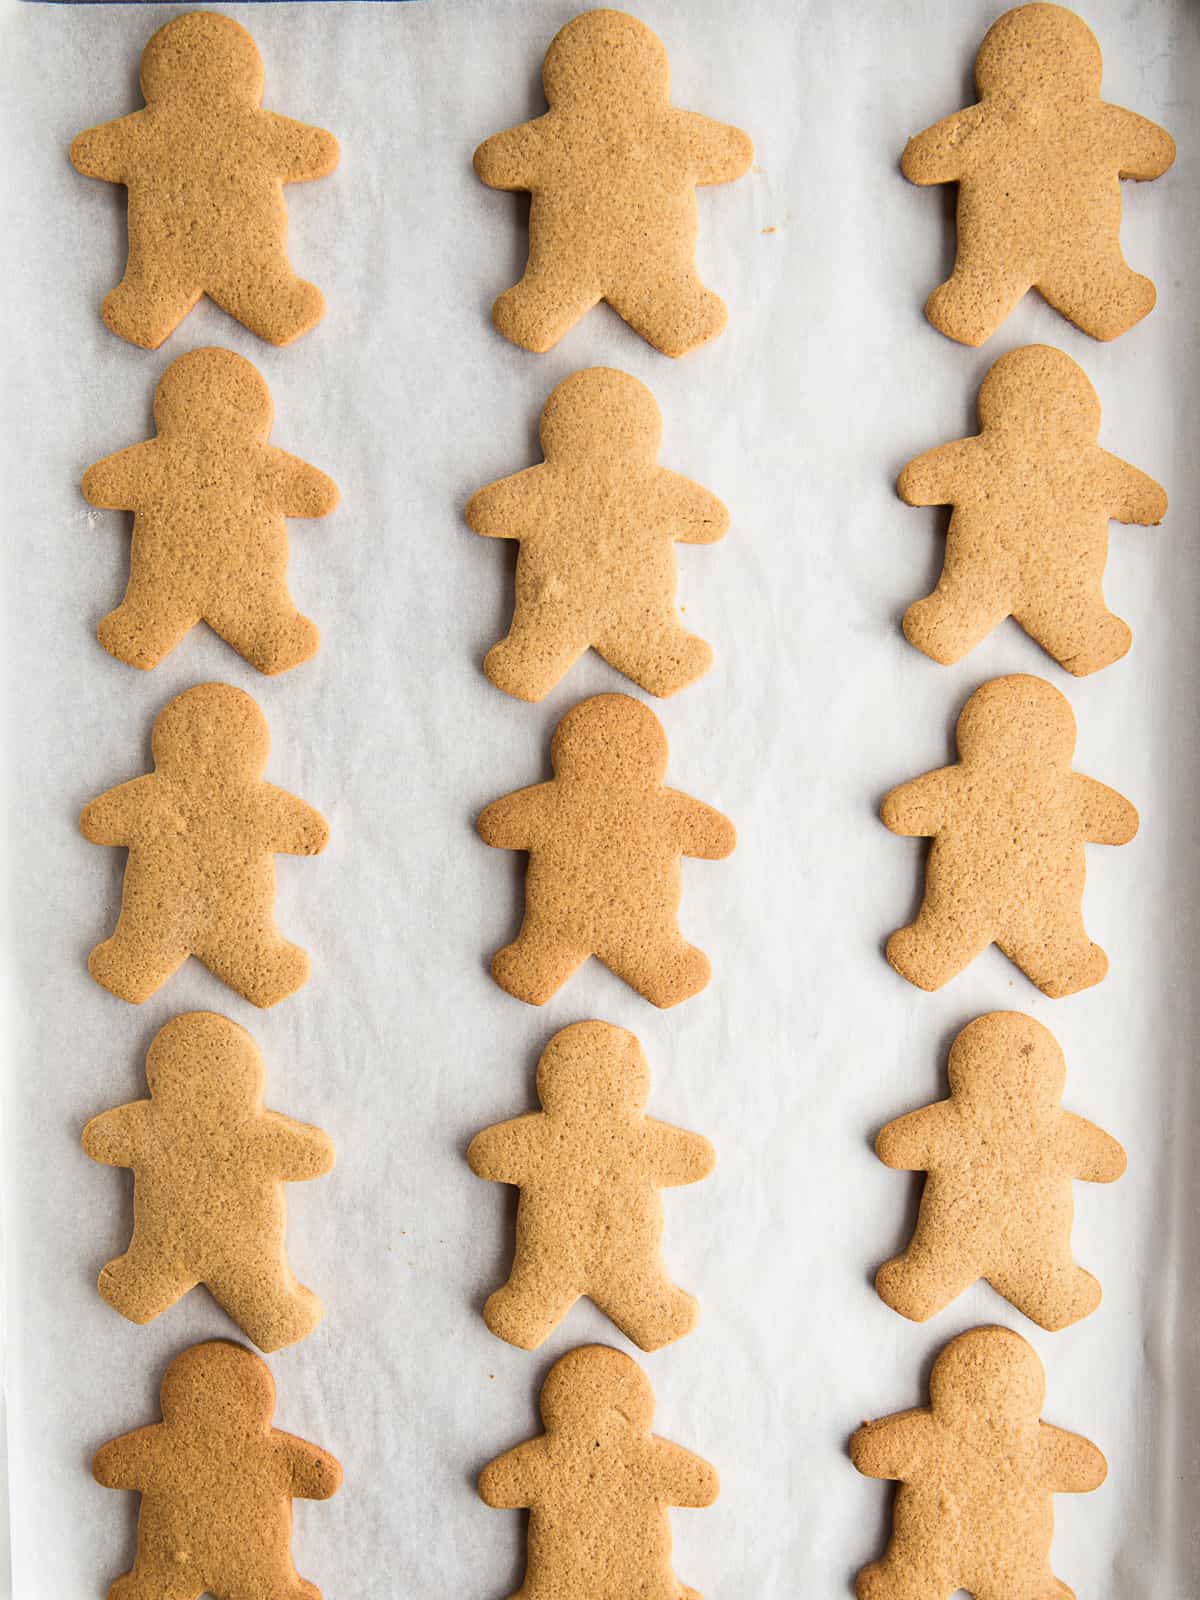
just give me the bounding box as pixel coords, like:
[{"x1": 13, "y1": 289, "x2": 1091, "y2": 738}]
[
  {"x1": 882, "y1": 674, "x2": 1137, "y2": 997},
  {"x1": 83, "y1": 1012, "x2": 335, "y2": 1351},
  {"x1": 71, "y1": 11, "x2": 338, "y2": 349},
  {"x1": 468, "y1": 1020, "x2": 714, "y2": 1350},
  {"x1": 902, "y1": 3, "x2": 1175, "y2": 345},
  {"x1": 468, "y1": 367, "x2": 728, "y2": 700},
  {"x1": 81, "y1": 683, "x2": 329, "y2": 1007},
  {"x1": 474, "y1": 9, "x2": 753, "y2": 356},
  {"x1": 875, "y1": 1012, "x2": 1125, "y2": 1331},
  {"x1": 480, "y1": 1344, "x2": 718, "y2": 1599},
  {"x1": 94, "y1": 1340, "x2": 341, "y2": 1600},
  {"x1": 85, "y1": 348, "x2": 338, "y2": 675},
  {"x1": 900, "y1": 345, "x2": 1166, "y2": 675},
  {"x1": 477, "y1": 693, "x2": 735, "y2": 1007},
  {"x1": 851, "y1": 1325, "x2": 1106, "y2": 1600}
]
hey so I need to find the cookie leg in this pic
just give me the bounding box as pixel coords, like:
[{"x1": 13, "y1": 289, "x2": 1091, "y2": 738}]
[
  {"x1": 109, "y1": 1559, "x2": 202, "y2": 1600},
  {"x1": 101, "y1": 262, "x2": 202, "y2": 352},
  {"x1": 492, "y1": 916, "x2": 586, "y2": 1005},
  {"x1": 1038, "y1": 253, "x2": 1157, "y2": 342},
  {"x1": 600, "y1": 929, "x2": 712, "y2": 1008},
  {"x1": 208, "y1": 262, "x2": 325, "y2": 347},
  {"x1": 591, "y1": 1265, "x2": 698, "y2": 1351},
  {"x1": 483, "y1": 1261, "x2": 579, "y2": 1349},
  {"x1": 1013, "y1": 578, "x2": 1131, "y2": 677},
  {"x1": 857, "y1": 1551, "x2": 951, "y2": 1600},
  {"x1": 484, "y1": 617, "x2": 590, "y2": 702},
  {"x1": 88, "y1": 927, "x2": 189, "y2": 1005},
  {"x1": 885, "y1": 904, "x2": 992, "y2": 992},
  {"x1": 996, "y1": 911, "x2": 1108, "y2": 999},
  {"x1": 98, "y1": 587, "x2": 199, "y2": 672},
  {"x1": 205, "y1": 586, "x2": 320, "y2": 676},
  {"x1": 875, "y1": 1235, "x2": 980, "y2": 1322},
  {"x1": 491, "y1": 263, "x2": 601, "y2": 354},
  {"x1": 97, "y1": 1248, "x2": 195, "y2": 1325},
  {"x1": 924, "y1": 253, "x2": 1029, "y2": 348},
  {"x1": 198, "y1": 920, "x2": 311, "y2": 1009},
  {"x1": 990, "y1": 1258, "x2": 1102, "y2": 1332},
  {"x1": 606, "y1": 266, "x2": 727, "y2": 359},
  {"x1": 208, "y1": 1264, "x2": 323, "y2": 1352},
  {"x1": 596, "y1": 620, "x2": 713, "y2": 698},
  {"x1": 902, "y1": 540, "x2": 1014, "y2": 667}
]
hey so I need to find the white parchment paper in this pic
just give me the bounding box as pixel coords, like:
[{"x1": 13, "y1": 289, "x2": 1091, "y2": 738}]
[{"x1": 2, "y1": 0, "x2": 1199, "y2": 1595}]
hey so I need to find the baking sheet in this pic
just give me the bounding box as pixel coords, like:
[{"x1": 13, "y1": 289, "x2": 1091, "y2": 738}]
[{"x1": 2, "y1": 0, "x2": 1199, "y2": 1594}]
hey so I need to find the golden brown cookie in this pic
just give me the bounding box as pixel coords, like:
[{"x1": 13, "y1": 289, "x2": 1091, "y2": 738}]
[
  {"x1": 474, "y1": 9, "x2": 753, "y2": 357},
  {"x1": 71, "y1": 11, "x2": 339, "y2": 349},
  {"x1": 94, "y1": 1340, "x2": 342, "y2": 1600},
  {"x1": 902, "y1": 3, "x2": 1175, "y2": 345},
  {"x1": 851, "y1": 1325, "x2": 1106, "y2": 1600},
  {"x1": 468, "y1": 1020, "x2": 714, "y2": 1351},
  {"x1": 874, "y1": 1012, "x2": 1125, "y2": 1331},
  {"x1": 477, "y1": 693, "x2": 735, "y2": 1008},
  {"x1": 84, "y1": 348, "x2": 339, "y2": 675},
  {"x1": 81, "y1": 682, "x2": 329, "y2": 1008},
  {"x1": 480, "y1": 1344, "x2": 718, "y2": 1600},
  {"x1": 899, "y1": 345, "x2": 1167, "y2": 675},
  {"x1": 468, "y1": 368, "x2": 728, "y2": 701},
  {"x1": 882, "y1": 674, "x2": 1137, "y2": 997},
  {"x1": 83, "y1": 1012, "x2": 335, "y2": 1351}
]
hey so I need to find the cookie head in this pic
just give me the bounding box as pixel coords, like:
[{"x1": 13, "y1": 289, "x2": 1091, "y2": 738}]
[
  {"x1": 537, "y1": 1021, "x2": 650, "y2": 1117},
  {"x1": 152, "y1": 683, "x2": 271, "y2": 781},
  {"x1": 975, "y1": 4, "x2": 1102, "y2": 102},
  {"x1": 978, "y1": 346, "x2": 1100, "y2": 442},
  {"x1": 160, "y1": 1340, "x2": 276, "y2": 1430},
  {"x1": 930, "y1": 1326, "x2": 1045, "y2": 1425},
  {"x1": 540, "y1": 368, "x2": 662, "y2": 465},
  {"x1": 540, "y1": 1345, "x2": 655, "y2": 1436},
  {"x1": 551, "y1": 694, "x2": 668, "y2": 787},
  {"x1": 140, "y1": 11, "x2": 265, "y2": 108},
  {"x1": 956, "y1": 674, "x2": 1076, "y2": 769},
  {"x1": 542, "y1": 10, "x2": 670, "y2": 113},
  {"x1": 153, "y1": 348, "x2": 274, "y2": 442},
  {"x1": 146, "y1": 1012, "x2": 265, "y2": 1113},
  {"x1": 949, "y1": 1012, "x2": 1066, "y2": 1110}
]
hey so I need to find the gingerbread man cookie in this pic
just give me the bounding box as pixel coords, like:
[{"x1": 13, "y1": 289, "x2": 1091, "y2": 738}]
[
  {"x1": 480, "y1": 1344, "x2": 718, "y2": 1600},
  {"x1": 81, "y1": 683, "x2": 329, "y2": 1007},
  {"x1": 478, "y1": 694, "x2": 735, "y2": 1007},
  {"x1": 875, "y1": 1012, "x2": 1125, "y2": 1331},
  {"x1": 902, "y1": 3, "x2": 1175, "y2": 346},
  {"x1": 94, "y1": 1340, "x2": 341, "y2": 1600},
  {"x1": 469, "y1": 368, "x2": 728, "y2": 700},
  {"x1": 85, "y1": 348, "x2": 338, "y2": 675},
  {"x1": 469, "y1": 1021, "x2": 714, "y2": 1351},
  {"x1": 900, "y1": 345, "x2": 1167, "y2": 675},
  {"x1": 851, "y1": 1325, "x2": 1106, "y2": 1600},
  {"x1": 83, "y1": 1012, "x2": 334, "y2": 1351},
  {"x1": 475, "y1": 9, "x2": 753, "y2": 357},
  {"x1": 883, "y1": 675, "x2": 1137, "y2": 997},
  {"x1": 71, "y1": 11, "x2": 338, "y2": 349}
]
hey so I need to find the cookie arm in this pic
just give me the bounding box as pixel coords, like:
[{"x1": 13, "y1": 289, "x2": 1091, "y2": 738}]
[
  {"x1": 1102, "y1": 105, "x2": 1176, "y2": 181},
  {"x1": 1039, "y1": 1423, "x2": 1107, "y2": 1493},
  {"x1": 466, "y1": 1115, "x2": 541, "y2": 1185},
  {"x1": 82, "y1": 442, "x2": 156, "y2": 512},
  {"x1": 277, "y1": 1433, "x2": 343, "y2": 1499},
  {"x1": 257, "y1": 786, "x2": 330, "y2": 855},
  {"x1": 1072, "y1": 775, "x2": 1138, "y2": 846},
  {"x1": 79, "y1": 777, "x2": 152, "y2": 847},
  {"x1": 880, "y1": 769, "x2": 953, "y2": 838},
  {"x1": 659, "y1": 471, "x2": 730, "y2": 545},
  {"x1": 897, "y1": 440, "x2": 975, "y2": 508},
  {"x1": 260, "y1": 112, "x2": 340, "y2": 183},
  {"x1": 93, "y1": 1425, "x2": 160, "y2": 1490},
  {"x1": 900, "y1": 107, "x2": 986, "y2": 185},
  {"x1": 477, "y1": 785, "x2": 548, "y2": 852},
  {"x1": 672, "y1": 110, "x2": 754, "y2": 185},
  {"x1": 271, "y1": 450, "x2": 340, "y2": 519},
  {"x1": 473, "y1": 119, "x2": 547, "y2": 192},
  {"x1": 849, "y1": 1409, "x2": 932, "y2": 1480},
  {"x1": 1057, "y1": 1112, "x2": 1127, "y2": 1184},
  {"x1": 645, "y1": 1121, "x2": 716, "y2": 1187},
  {"x1": 70, "y1": 112, "x2": 145, "y2": 183},
  {"x1": 874, "y1": 1103, "x2": 950, "y2": 1170},
  {"x1": 651, "y1": 1438, "x2": 720, "y2": 1507},
  {"x1": 466, "y1": 467, "x2": 543, "y2": 541},
  {"x1": 82, "y1": 1102, "x2": 150, "y2": 1168},
  {"x1": 261, "y1": 1113, "x2": 336, "y2": 1181},
  {"x1": 1100, "y1": 452, "x2": 1167, "y2": 526},
  {"x1": 665, "y1": 792, "x2": 736, "y2": 860},
  {"x1": 479, "y1": 1438, "x2": 543, "y2": 1508}
]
